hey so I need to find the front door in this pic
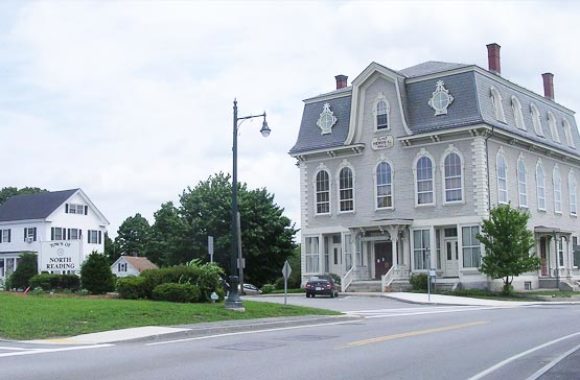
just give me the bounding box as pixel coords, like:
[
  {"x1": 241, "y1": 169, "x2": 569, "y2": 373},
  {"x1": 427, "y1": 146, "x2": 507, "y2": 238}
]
[
  {"x1": 443, "y1": 239, "x2": 459, "y2": 277},
  {"x1": 374, "y1": 242, "x2": 392, "y2": 279},
  {"x1": 540, "y1": 237, "x2": 548, "y2": 276}
]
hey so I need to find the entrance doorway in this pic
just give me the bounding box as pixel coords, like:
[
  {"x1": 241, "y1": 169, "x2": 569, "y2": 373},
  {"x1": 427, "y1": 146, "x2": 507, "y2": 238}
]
[
  {"x1": 443, "y1": 239, "x2": 459, "y2": 277},
  {"x1": 540, "y1": 237, "x2": 548, "y2": 276},
  {"x1": 374, "y1": 242, "x2": 393, "y2": 280}
]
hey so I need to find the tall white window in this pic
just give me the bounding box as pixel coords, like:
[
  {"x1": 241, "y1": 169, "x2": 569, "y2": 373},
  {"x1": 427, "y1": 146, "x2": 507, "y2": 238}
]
[
  {"x1": 553, "y1": 166, "x2": 562, "y2": 214},
  {"x1": 496, "y1": 152, "x2": 508, "y2": 204},
  {"x1": 376, "y1": 162, "x2": 393, "y2": 209},
  {"x1": 462, "y1": 226, "x2": 481, "y2": 268},
  {"x1": 315, "y1": 170, "x2": 330, "y2": 215},
  {"x1": 305, "y1": 237, "x2": 320, "y2": 273},
  {"x1": 563, "y1": 119, "x2": 575, "y2": 148},
  {"x1": 511, "y1": 96, "x2": 526, "y2": 130},
  {"x1": 558, "y1": 237, "x2": 565, "y2": 267},
  {"x1": 413, "y1": 229, "x2": 430, "y2": 270},
  {"x1": 338, "y1": 167, "x2": 354, "y2": 212},
  {"x1": 416, "y1": 156, "x2": 434, "y2": 205},
  {"x1": 536, "y1": 162, "x2": 546, "y2": 211},
  {"x1": 547, "y1": 112, "x2": 560, "y2": 143},
  {"x1": 443, "y1": 152, "x2": 463, "y2": 203},
  {"x1": 517, "y1": 158, "x2": 528, "y2": 208},
  {"x1": 530, "y1": 103, "x2": 544, "y2": 136},
  {"x1": 376, "y1": 100, "x2": 389, "y2": 130},
  {"x1": 569, "y1": 171, "x2": 577, "y2": 216},
  {"x1": 490, "y1": 87, "x2": 506, "y2": 123}
]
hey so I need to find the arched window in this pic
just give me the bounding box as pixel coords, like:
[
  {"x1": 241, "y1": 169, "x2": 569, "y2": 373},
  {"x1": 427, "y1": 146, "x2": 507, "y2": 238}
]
[
  {"x1": 547, "y1": 112, "x2": 560, "y2": 143},
  {"x1": 511, "y1": 96, "x2": 526, "y2": 130},
  {"x1": 496, "y1": 152, "x2": 508, "y2": 204},
  {"x1": 490, "y1": 87, "x2": 506, "y2": 123},
  {"x1": 416, "y1": 156, "x2": 434, "y2": 205},
  {"x1": 554, "y1": 166, "x2": 562, "y2": 213},
  {"x1": 569, "y1": 171, "x2": 577, "y2": 216},
  {"x1": 315, "y1": 170, "x2": 330, "y2": 214},
  {"x1": 563, "y1": 119, "x2": 575, "y2": 148},
  {"x1": 444, "y1": 152, "x2": 463, "y2": 202},
  {"x1": 376, "y1": 162, "x2": 393, "y2": 209},
  {"x1": 376, "y1": 100, "x2": 389, "y2": 130},
  {"x1": 339, "y1": 167, "x2": 354, "y2": 212},
  {"x1": 517, "y1": 158, "x2": 528, "y2": 208},
  {"x1": 536, "y1": 162, "x2": 546, "y2": 211},
  {"x1": 530, "y1": 103, "x2": 544, "y2": 136}
]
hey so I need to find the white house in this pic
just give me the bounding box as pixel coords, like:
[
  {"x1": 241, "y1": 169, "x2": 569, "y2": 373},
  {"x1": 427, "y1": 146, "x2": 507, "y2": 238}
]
[
  {"x1": 111, "y1": 256, "x2": 158, "y2": 277},
  {"x1": 0, "y1": 189, "x2": 109, "y2": 282},
  {"x1": 290, "y1": 43, "x2": 580, "y2": 292}
]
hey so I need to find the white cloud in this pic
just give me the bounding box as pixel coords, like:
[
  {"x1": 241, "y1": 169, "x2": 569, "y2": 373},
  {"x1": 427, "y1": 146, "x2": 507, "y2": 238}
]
[{"x1": 0, "y1": 1, "x2": 579, "y2": 238}]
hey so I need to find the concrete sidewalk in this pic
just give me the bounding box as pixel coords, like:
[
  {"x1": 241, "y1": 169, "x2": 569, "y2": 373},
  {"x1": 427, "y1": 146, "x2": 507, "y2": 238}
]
[{"x1": 382, "y1": 292, "x2": 534, "y2": 307}]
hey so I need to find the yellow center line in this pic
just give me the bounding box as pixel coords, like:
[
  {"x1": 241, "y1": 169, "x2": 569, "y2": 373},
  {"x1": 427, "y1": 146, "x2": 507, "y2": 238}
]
[{"x1": 345, "y1": 320, "x2": 489, "y2": 348}]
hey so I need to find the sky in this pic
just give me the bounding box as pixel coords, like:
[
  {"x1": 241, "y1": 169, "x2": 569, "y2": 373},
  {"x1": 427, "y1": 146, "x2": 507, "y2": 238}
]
[{"x1": 1, "y1": 0, "x2": 579, "y2": 239}]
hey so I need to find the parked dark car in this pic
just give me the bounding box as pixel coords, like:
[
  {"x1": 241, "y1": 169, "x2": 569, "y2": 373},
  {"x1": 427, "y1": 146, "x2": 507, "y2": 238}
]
[{"x1": 305, "y1": 275, "x2": 339, "y2": 298}]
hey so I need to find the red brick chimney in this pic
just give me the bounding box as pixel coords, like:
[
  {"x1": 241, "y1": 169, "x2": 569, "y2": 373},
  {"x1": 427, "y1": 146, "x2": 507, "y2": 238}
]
[
  {"x1": 335, "y1": 74, "x2": 348, "y2": 90},
  {"x1": 542, "y1": 73, "x2": 554, "y2": 100},
  {"x1": 486, "y1": 43, "x2": 501, "y2": 75}
]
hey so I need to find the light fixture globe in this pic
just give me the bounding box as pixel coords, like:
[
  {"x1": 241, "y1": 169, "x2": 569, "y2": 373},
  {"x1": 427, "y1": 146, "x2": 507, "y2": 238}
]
[{"x1": 260, "y1": 118, "x2": 271, "y2": 138}]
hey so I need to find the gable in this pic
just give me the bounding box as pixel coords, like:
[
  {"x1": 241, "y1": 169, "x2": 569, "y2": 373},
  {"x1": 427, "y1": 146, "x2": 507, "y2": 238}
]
[{"x1": 0, "y1": 189, "x2": 78, "y2": 222}]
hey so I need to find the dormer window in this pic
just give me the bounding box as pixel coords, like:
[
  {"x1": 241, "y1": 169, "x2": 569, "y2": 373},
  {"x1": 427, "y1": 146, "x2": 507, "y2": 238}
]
[
  {"x1": 530, "y1": 103, "x2": 544, "y2": 136},
  {"x1": 563, "y1": 119, "x2": 575, "y2": 148},
  {"x1": 490, "y1": 86, "x2": 506, "y2": 123},
  {"x1": 511, "y1": 96, "x2": 526, "y2": 130},
  {"x1": 547, "y1": 112, "x2": 560, "y2": 143},
  {"x1": 373, "y1": 94, "x2": 390, "y2": 131}
]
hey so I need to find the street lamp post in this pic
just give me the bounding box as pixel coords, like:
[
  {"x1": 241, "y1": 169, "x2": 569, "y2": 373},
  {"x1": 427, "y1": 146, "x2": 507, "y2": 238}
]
[{"x1": 225, "y1": 99, "x2": 270, "y2": 310}]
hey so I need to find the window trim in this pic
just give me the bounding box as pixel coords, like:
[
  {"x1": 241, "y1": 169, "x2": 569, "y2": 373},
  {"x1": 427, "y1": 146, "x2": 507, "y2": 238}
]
[
  {"x1": 375, "y1": 160, "x2": 394, "y2": 210},
  {"x1": 553, "y1": 165, "x2": 562, "y2": 214},
  {"x1": 304, "y1": 236, "x2": 321, "y2": 274},
  {"x1": 562, "y1": 119, "x2": 576, "y2": 148},
  {"x1": 530, "y1": 103, "x2": 544, "y2": 137},
  {"x1": 413, "y1": 151, "x2": 436, "y2": 207},
  {"x1": 337, "y1": 165, "x2": 355, "y2": 214},
  {"x1": 490, "y1": 86, "x2": 506, "y2": 123},
  {"x1": 496, "y1": 150, "x2": 509, "y2": 205},
  {"x1": 314, "y1": 169, "x2": 331, "y2": 216},
  {"x1": 547, "y1": 111, "x2": 561, "y2": 143},
  {"x1": 441, "y1": 148, "x2": 464, "y2": 205},
  {"x1": 511, "y1": 96, "x2": 526, "y2": 130},
  {"x1": 373, "y1": 93, "x2": 390, "y2": 131},
  {"x1": 517, "y1": 156, "x2": 528, "y2": 208},
  {"x1": 569, "y1": 170, "x2": 577, "y2": 216},
  {"x1": 412, "y1": 228, "x2": 431, "y2": 271},
  {"x1": 536, "y1": 160, "x2": 547, "y2": 211},
  {"x1": 462, "y1": 225, "x2": 482, "y2": 268}
]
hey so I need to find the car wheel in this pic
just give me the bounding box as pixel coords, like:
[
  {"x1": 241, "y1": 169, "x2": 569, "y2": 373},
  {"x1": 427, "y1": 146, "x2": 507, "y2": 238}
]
[
  {"x1": 305, "y1": 293, "x2": 310, "y2": 298},
  {"x1": 330, "y1": 292, "x2": 334, "y2": 298},
  {"x1": 311, "y1": 293, "x2": 315, "y2": 298}
]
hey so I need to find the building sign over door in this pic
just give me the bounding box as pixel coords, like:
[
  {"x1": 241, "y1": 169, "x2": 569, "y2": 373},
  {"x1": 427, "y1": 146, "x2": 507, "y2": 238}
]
[
  {"x1": 371, "y1": 136, "x2": 394, "y2": 150},
  {"x1": 40, "y1": 241, "x2": 81, "y2": 272}
]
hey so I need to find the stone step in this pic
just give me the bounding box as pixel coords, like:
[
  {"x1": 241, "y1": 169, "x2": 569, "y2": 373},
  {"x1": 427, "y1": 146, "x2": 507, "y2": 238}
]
[{"x1": 347, "y1": 281, "x2": 382, "y2": 292}]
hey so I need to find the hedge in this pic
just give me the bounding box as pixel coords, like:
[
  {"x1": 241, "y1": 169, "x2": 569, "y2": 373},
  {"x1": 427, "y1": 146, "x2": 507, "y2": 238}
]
[
  {"x1": 116, "y1": 276, "x2": 148, "y2": 299},
  {"x1": 152, "y1": 283, "x2": 201, "y2": 303},
  {"x1": 29, "y1": 273, "x2": 81, "y2": 291}
]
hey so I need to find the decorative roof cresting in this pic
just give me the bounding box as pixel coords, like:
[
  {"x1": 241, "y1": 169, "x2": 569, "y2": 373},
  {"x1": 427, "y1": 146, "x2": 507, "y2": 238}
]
[
  {"x1": 428, "y1": 80, "x2": 454, "y2": 116},
  {"x1": 317, "y1": 103, "x2": 338, "y2": 135}
]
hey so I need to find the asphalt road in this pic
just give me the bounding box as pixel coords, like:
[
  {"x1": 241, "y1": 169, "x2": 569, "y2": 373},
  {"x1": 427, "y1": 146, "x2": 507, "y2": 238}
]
[{"x1": 2, "y1": 296, "x2": 580, "y2": 380}]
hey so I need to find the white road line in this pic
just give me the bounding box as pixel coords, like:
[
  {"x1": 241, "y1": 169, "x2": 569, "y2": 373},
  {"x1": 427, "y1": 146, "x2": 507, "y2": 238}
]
[
  {"x1": 343, "y1": 306, "x2": 478, "y2": 313},
  {"x1": 346, "y1": 306, "x2": 514, "y2": 319},
  {"x1": 147, "y1": 320, "x2": 355, "y2": 347},
  {"x1": 467, "y1": 332, "x2": 580, "y2": 380},
  {"x1": 0, "y1": 344, "x2": 113, "y2": 358},
  {"x1": 0, "y1": 346, "x2": 33, "y2": 351},
  {"x1": 525, "y1": 342, "x2": 580, "y2": 380}
]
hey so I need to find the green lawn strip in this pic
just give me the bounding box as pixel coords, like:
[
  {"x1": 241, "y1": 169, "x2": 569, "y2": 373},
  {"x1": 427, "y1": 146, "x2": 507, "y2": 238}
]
[
  {"x1": 0, "y1": 292, "x2": 339, "y2": 340},
  {"x1": 438, "y1": 289, "x2": 579, "y2": 301}
]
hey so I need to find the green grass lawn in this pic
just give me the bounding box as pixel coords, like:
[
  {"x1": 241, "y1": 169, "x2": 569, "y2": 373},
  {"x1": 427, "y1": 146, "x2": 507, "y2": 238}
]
[{"x1": 0, "y1": 292, "x2": 339, "y2": 340}]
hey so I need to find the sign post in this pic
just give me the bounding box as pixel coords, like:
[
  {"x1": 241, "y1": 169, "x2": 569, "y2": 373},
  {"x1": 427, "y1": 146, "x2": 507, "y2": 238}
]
[
  {"x1": 208, "y1": 236, "x2": 214, "y2": 263},
  {"x1": 281, "y1": 260, "x2": 292, "y2": 305}
]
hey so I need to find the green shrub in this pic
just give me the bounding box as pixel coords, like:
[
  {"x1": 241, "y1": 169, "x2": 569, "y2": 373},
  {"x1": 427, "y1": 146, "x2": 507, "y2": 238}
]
[
  {"x1": 81, "y1": 252, "x2": 115, "y2": 294},
  {"x1": 193, "y1": 262, "x2": 224, "y2": 302},
  {"x1": 141, "y1": 265, "x2": 201, "y2": 298},
  {"x1": 30, "y1": 287, "x2": 44, "y2": 295},
  {"x1": 116, "y1": 276, "x2": 148, "y2": 299},
  {"x1": 261, "y1": 284, "x2": 275, "y2": 294},
  {"x1": 10, "y1": 253, "x2": 38, "y2": 289},
  {"x1": 60, "y1": 274, "x2": 81, "y2": 290},
  {"x1": 274, "y1": 277, "x2": 284, "y2": 290},
  {"x1": 410, "y1": 273, "x2": 429, "y2": 291},
  {"x1": 152, "y1": 283, "x2": 200, "y2": 303},
  {"x1": 29, "y1": 273, "x2": 81, "y2": 291},
  {"x1": 329, "y1": 273, "x2": 341, "y2": 285}
]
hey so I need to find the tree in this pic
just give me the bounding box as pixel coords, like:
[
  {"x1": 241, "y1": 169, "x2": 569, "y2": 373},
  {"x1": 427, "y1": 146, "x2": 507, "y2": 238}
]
[
  {"x1": 478, "y1": 204, "x2": 540, "y2": 295},
  {"x1": 9, "y1": 252, "x2": 38, "y2": 289},
  {"x1": 104, "y1": 233, "x2": 119, "y2": 264},
  {"x1": 177, "y1": 172, "x2": 297, "y2": 286},
  {"x1": 80, "y1": 251, "x2": 115, "y2": 294},
  {"x1": 148, "y1": 202, "x2": 189, "y2": 266},
  {"x1": 115, "y1": 213, "x2": 151, "y2": 257},
  {"x1": 0, "y1": 187, "x2": 47, "y2": 206}
]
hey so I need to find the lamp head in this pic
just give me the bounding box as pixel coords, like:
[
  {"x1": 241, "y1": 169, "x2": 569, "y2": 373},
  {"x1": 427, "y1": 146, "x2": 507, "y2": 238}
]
[{"x1": 260, "y1": 115, "x2": 271, "y2": 138}]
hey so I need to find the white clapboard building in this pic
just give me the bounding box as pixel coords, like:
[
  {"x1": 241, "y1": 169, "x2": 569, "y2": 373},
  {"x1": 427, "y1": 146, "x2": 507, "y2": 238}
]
[{"x1": 0, "y1": 189, "x2": 109, "y2": 281}]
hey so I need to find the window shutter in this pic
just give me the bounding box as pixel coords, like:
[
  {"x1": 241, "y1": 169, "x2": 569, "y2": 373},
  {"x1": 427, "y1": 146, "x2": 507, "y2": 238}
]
[
  {"x1": 84, "y1": 206, "x2": 88, "y2": 215},
  {"x1": 33, "y1": 228, "x2": 37, "y2": 241},
  {"x1": 51, "y1": 228, "x2": 54, "y2": 240},
  {"x1": 8, "y1": 229, "x2": 10, "y2": 242},
  {"x1": 67, "y1": 229, "x2": 71, "y2": 240},
  {"x1": 98, "y1": 231, "x2": 102, "y2": 244},
  {"x1": 0, "y1": 230, "x2": 2, "y2": 243},
  {"x1": 65, "y1": 204, "x2": 69, "y2": 213},
  {"x1": 24, "y1": 228, "x2": 27, "y2": 241},
  {"x1": 88, "y1": 232, "x2": 90, "y2": 243}
]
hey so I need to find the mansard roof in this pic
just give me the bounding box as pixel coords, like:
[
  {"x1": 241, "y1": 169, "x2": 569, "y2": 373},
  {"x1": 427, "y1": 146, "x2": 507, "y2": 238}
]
[
  {"x1": 0, "y1": 189, "x2": 78, "y2": 222},
  {"x1": 290, "y1": 60, "x2": 580, "y2": 159}
]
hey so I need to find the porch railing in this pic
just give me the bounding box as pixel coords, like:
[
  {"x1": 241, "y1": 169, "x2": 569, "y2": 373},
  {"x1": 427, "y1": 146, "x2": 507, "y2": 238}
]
[
  {"x1": 381, "y1": 265, "x2": 396, "y2": 292},
  {"x1": 342, "y1": 267, "x2": 354, "y2": 293}
]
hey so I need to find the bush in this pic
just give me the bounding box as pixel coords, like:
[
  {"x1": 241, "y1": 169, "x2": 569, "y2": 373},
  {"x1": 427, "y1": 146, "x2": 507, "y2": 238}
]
[
  {"x1": 274, "y1": 277, "x2": 284, "y2": 290},
  {"x1": 193, "y1": 262, "x2": 224, "y2": 302},
  {"x1": 329, "y1": 273, "x2": 341, "y2": 285},
  {"x1": 141, "y1": 265, "x2": 200, "y2": 298},
  {"x1": 261, "y1": 284, "x2": 275, "y2": 294},
  {"x1": 30, "y1": 273, "x2": 81, "y2": 291},
  {"x1": 81, "y1": 251, "x2": 115, "y2": 294},
  {"x1": 10, "y1": 253, "x2": 38, "y2": 289},
  {"x1": 152, "y1": 283, "x2": 200, "y2": 303},
  {"x1": 116, "y1": 276, "x2": 148, "y2": 299},
  {"x1": 410, "y1": 273, "x2": 429, "y2": 291}
]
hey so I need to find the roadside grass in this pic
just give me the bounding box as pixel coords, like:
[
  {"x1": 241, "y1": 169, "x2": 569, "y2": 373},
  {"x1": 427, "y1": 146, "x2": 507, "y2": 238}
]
[
  {"x1": 439, "y1": 288, "x2": 578, "y2": 301},
  {"x1": 0, "y1": 292, "x2": 339, "y2": 340},
  {"x1": 270, "y1": 288, "x2": 305, "y2": 294}
]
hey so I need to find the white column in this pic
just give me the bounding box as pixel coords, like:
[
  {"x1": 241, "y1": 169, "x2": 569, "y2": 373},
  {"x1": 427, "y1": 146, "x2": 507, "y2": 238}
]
[
  {"x1": 319, "y1": 234, "x2": 324, "y2": 274},
  {"x1": 430, "y1": 226, "x2": 437, "y2": 270}
]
